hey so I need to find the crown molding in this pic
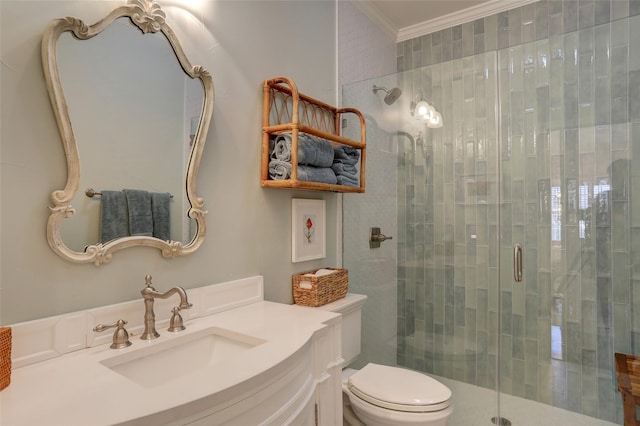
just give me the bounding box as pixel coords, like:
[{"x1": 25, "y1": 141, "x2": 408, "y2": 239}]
[{"x1": 397, "y1": 0, "x2": 539, "y2": 42}]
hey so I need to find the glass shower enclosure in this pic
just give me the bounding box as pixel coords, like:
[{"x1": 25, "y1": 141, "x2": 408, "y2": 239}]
[{"x1": 342, "y1": 13, "x2": 636, "y2": 425}]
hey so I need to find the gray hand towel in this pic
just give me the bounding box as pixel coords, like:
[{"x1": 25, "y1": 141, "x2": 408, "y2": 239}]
[
  {"x1": 333, "y1": 145, "x2": 360, "y2": 165},
  {"x1": 151, "y1": 192, "x2": 171, "y2": 241},
  {"x1": 273, "y1": 134, "x2": 292, "y2": 161},
  {"x1": 123, "y1": 189, "x2": 153, "y2": 237},
  {"x1": 269, "y1": 159, "x2": 292, "y2": 180},
  {"x1": 273, "y1": 133, "x2": 335, "y2": 167},
  {"x1": 336, "y1": 174, "x2": 359, "y2": 187},
  {"x1": 331, "y1": 162, "x2": 358, "y2": 176},
  {"x1": 297, "y1": 165, "x2": 337, "y2": 184},
  {"x1": 297, "y1": 133, "x2": 335, "y2": 167},
  {"x1": 100, "y1": 190, "x2": 128, "y2": 243}
]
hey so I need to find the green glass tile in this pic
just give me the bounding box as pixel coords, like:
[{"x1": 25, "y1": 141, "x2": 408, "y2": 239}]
[
  {"x1": 630, "y1": 16, "x2": 640, "y2": 70},
  {"x1": 537, "y1": 362, "x2": 553, "y2": 404},
  {"x1": 613, "y1": 302, "x2": 631, "y2": 353}
]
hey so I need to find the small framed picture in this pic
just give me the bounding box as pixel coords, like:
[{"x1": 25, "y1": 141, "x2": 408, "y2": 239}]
[{"x1": 291, "y1": 198, "x2": 326, "y2": 263}]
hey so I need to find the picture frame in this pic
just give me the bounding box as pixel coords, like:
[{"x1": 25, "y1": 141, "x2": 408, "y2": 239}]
[{"x1": 291, "y1": 199, "x2": 326, "y2": 263}]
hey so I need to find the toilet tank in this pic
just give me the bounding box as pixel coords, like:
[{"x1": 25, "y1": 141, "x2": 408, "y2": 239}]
[{"x1": 317, "y1": 293, "x2": 367, "y2": 366}]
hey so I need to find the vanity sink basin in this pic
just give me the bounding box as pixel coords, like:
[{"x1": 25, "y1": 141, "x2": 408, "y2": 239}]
[{"x1": 100, "y1": 326, "x2": 266, "y2": 388}]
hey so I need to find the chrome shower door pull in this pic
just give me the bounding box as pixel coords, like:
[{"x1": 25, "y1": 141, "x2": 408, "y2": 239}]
[
  {"x1": 370, "y1": 227, "x2": 393, "y2": 248},
  {"x1": 514, "y1": 243, "x2": 523, "y2": 283}
]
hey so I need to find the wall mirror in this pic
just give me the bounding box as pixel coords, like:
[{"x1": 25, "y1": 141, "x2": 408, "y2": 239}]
[{"x1": 43, "y1": 0, "x2": 213, "y2": 265}]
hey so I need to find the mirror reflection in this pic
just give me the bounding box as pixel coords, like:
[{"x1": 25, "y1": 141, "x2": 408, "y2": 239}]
[
  {"x1": 56, "y1": 19, "x2": 202, "y2": 251},
  {"x1": 43, "y1": 0, "x2": 213, "y2": 265}
]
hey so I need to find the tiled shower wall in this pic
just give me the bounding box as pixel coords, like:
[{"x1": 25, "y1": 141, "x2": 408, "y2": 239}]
[
  {"x1": 338, "y1": 1, "x2": 400, "y2": 369},
  {"x1": 395, "y1": 1, "x2": 640, "y2": 423}
]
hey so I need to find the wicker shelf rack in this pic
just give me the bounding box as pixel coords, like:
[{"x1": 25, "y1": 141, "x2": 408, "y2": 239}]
[{"x1": 261, "y1": 77, "x2": 366, "y2": 193}]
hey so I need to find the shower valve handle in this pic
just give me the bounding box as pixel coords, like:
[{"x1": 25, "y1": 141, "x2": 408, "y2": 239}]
[
  {"x1": 369, "y1": 227, "x2": 393, "y2": 248},
  {"x1": 372, "y1": 234, "x2": 392, "y2": 242}
]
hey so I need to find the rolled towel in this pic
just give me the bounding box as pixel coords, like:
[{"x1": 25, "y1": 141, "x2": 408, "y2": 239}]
[
  {"x1": 331, "y1": 162, "x2": 358, "y2": 176},
  {"x1": 333, "y1": 145, "x2": 360, "y2": 165},
  {"x1": 300, "y1": 268, "x2": 338, "y2": 288},
  {"x1": 313, "y1": 268, "x2": 338, "y2": 276},
  {"x1": 273, "y1": 135, "x2": 292, "y2": 161},
  {"x1": 336, "y1": 174, "x2": 359, "y2": 187},
  {"x1": 298, "y1": 165, "x2": 337, "y2": 184},
  {"x1": 269, "y1": 160, "x2": 292, "y2": 180},
  {"x1": 273, "y1": 133, "x2": 334, "y2": 167}
]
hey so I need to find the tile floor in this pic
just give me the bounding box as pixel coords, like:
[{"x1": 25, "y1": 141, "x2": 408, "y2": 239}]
[{"x1": 437, "y1": 376, "x2": 619, "y2": 426}]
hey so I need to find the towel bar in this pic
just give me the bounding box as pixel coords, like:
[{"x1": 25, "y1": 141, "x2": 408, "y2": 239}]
[{"x1": 85, "y1": 188, "x2": 173, "y2": 198}]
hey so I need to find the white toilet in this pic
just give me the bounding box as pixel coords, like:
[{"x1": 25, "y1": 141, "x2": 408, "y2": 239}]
[{"x1": 319, "y1": 294, "x2": 453, "y2": 426}]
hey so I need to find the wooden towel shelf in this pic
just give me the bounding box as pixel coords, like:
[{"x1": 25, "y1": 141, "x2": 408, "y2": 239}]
[
  {"x1": 615, "y1": 352, "x2": 640, "y2": 425},
  {"x1": 261, "y1": 76, "x2": 366, "y2": 193}
]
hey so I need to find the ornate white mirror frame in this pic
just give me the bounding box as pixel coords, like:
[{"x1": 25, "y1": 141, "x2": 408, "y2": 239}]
[{"x1": 43, "y1": 0, "x2": 213, "y2": 265}]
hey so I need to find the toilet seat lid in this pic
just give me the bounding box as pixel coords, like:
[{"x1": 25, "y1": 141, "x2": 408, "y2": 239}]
[{"x1": 348, "y1": 363, "x2": 452, "y2": 413}]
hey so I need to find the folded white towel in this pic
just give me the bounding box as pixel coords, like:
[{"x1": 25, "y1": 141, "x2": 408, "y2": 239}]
[
  {"x1": 315, "y1": 268, "x2": 337, "y2": 276},
  {"x1": 299, "y1": 268, "x2": 338, "y2": 289},
  {"x1": 303, "y1": 268, "x2": 337, "y2": 277}
]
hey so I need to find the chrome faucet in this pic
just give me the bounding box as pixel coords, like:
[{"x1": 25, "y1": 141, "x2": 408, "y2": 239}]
[{"x1": 140, "y1": 274, "x2": 192, "y2": 340}]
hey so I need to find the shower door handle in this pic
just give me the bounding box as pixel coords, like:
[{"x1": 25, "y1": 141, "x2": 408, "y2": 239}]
[{"x1": 513, "y1": 243, "x2": 523, "y2": 283}]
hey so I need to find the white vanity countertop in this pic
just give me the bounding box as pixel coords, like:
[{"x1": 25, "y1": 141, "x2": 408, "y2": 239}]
[{"x1": 0, "y1": 301, "x2": 340, "y2": 426}]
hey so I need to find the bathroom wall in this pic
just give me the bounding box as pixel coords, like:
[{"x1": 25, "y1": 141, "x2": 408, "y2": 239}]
[
  {"x1": 337, "y1": 1, "x2": 400, "y2": 368},
  {"x1": 0, "y1": 0, "x2": 338, "y2": 325},
  {"x1": 337, "y1": 1, "x2": 397, "y2": 88}
]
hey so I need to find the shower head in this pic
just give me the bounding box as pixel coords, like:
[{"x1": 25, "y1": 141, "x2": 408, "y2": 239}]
[{"x1": 373, "y1": 85, "x2": 402, "y2": 105}]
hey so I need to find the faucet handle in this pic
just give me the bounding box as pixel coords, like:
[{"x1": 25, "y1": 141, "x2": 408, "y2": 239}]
[
  {"x1": 168, "y1": 306, "x2": 186, "y2": 332},
  {"x1": 94, "y1": 319, "x2": 132, "y2": 349},
  {"x1": 144, "y1": 274, "x2": 154, "y2": 288}
]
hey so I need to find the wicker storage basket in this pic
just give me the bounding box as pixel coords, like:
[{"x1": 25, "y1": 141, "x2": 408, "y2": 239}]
[
  {"x1": 0, "y1": 327, "x2": 11, "y2": 391},
  {"x1": 292, "y1": 268, "x2": 348, "y2": 307}
]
